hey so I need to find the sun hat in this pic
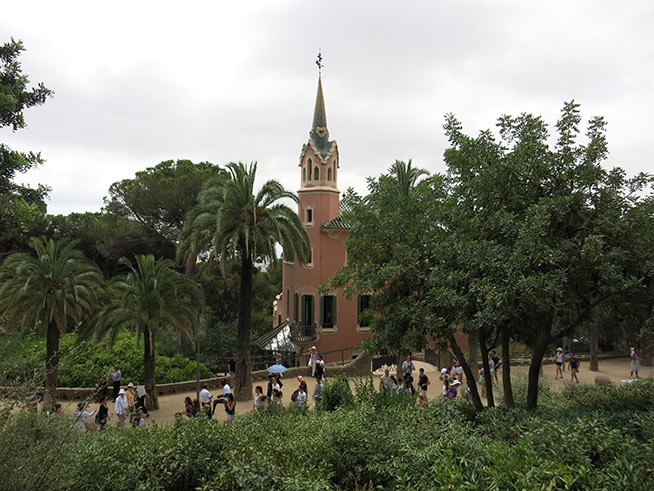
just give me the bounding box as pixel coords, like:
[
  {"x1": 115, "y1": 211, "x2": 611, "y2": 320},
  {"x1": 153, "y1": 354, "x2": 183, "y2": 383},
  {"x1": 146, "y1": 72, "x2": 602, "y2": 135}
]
[
  {"x1": 311, "y1": 346, "x2": 316, "y2": 350},
  {"x1": 127, "y1": 382, "x2": 134, "y2": 388},
  {"x1": 118, "y1": 388, "x2": 126, "y2": 395},
  {"x1": 557, "y1": 347, "x2": 563, "y2": 352},
  {"x1": 451, "y1": 380, "x2": 462, "y2": 386},
  {"x1": 441, "y1": 368, "x2": 448, "y2": 374}
]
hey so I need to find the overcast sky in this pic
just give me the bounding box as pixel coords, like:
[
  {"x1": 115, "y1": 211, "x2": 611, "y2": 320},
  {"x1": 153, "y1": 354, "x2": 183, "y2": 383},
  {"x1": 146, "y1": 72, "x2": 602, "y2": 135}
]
[{"x1": 1, "y1": 1, "x2": 652, "y2": 216}]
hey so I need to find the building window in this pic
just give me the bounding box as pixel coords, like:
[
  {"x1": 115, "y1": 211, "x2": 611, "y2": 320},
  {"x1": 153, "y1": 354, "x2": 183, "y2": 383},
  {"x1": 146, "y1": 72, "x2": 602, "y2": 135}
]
[
  {"x1": 306, "y1": 208, "x2": 313, "y2": 224},
  {"x1": 320, "y1": 295, "x2": 337, "y2": 329},
  {"x1": 293, "y1": 293, "x2": 299, "y2": 321},
  {"x1": 314, "y1": 166, "x2": 319, "y2": 180},
  {"x1": 327, "y1": 167, "x2": 332, "y2": 181},
  {"x1": 357, "y1": 294, "x2": 371, "y2": 327},
  {"x1": 303, "y1": 167, "x2": 306, "y2": 182},
  {"x1": 301, "y1": 294, "x2": 314, "y2": 326}
]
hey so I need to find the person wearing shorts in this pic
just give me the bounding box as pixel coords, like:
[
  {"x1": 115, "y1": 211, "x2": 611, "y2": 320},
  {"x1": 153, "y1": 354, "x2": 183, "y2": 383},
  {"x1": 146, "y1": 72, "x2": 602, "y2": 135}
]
[
  {"x1": 568, "y1": 353, "x2": 580, "y2": 383},
  {"x1": 554, "y1": 347, "x2": 564, "y2": 379}
]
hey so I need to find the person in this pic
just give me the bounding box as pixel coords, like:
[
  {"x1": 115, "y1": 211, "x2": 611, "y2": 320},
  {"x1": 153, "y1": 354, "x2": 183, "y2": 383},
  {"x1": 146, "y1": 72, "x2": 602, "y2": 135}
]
[
  {"x1": 379, "y1": 369, "x2": 391, "y2": 389},
  {"x1": 568, "y1": 353, "x2": 580, "y2": 383},
  {"x1": 268, "y1": 376, "x2": 281, "y2": 401},
  {"x1": 94, "y1": 371, "x2": 108, "y2": 403},
  {"x1": 297, "y1": 375, "x2": 308, "y2": 394},
  {"x1": 182, "y1": 396, "x2": 195, "y2": 419},
  {"x1": 487, "y1": 354, "x2": 496, "y2": 385},
  {"x1": 630, "y1": 347, "x2": 641, "y2": 379},
  {"x1": 52, "y1": 403, "x2": 63, "y2": 418},
  {"x1": 389, "y1": 375, "x2": 399, "y2": 391},
  {"x1": 75, "y1": 402, "x2": 96, "y2": 432},
  {"x1": 125, "y1": 382, "x2": 136, "y2": 422},
  {"x1": 416, "y1": 392, "x2": 428, "y2": 406},
  {"x1": 223, "y1": 393, "x2": 236, "y2": 422},
  {"x1": 305, "y1": 346, "x2": 318, "y2": 376},
  {"x1": 314, "y1": 355, "x2": 325, "y2": 380},
  {"x1": 192, "y1": 398, "x2": 201, "y2": 416},
  {"x1": 132, "y1": 409, "x2": 145, "y2": 428},
  {"x1": 402, "y1": 355, "x2": 415, "y2": 384},
  {"x1": 313, "y1": 376, "x2": 323, "y2": 401},
  {"x1": 258, "y1": 395, "x2": 267, "y2": 407},
  {"x1": 405, "y1": 380, "x2": 415, "y2": 395},
  {"x1": 491, "y1": 351, "x2": 501, "y2": 384},
  {"x1": 447, "y1": 379, "x2": 461, "y2": 398},
  {"x1": 112, "y1": 364, "x2": 122, "y2": 401},
  {"x1": 95, "y1": 396, "x2": 110, "y2": 429},
  {"x1": 554, "y1": 347, "x2": 565, "y2": 379},
  {"x1": 200, "y1": 384, "x2": 213, "y2": 418},
  {"x1": 228, "y1": 353, "x2": 237, "y2": 386},
  {"x1": 254, "y1": 386, "x2": 264, "y2": 410},
  {"x1": 273, "y1": 389, "x2": 284, "y2": 410},
  {"x1": 297, "y1": 385, "x2": 307, "y2": 409},
  {"x1": 135, "y1": 380, "x2": 149, "y2": 416},
  {"x1": 114, "y1": 388, "x2": 129, "y2": 427},
  {"x1": 418, "y1": 367, "x2": 430, "y2": 396}
]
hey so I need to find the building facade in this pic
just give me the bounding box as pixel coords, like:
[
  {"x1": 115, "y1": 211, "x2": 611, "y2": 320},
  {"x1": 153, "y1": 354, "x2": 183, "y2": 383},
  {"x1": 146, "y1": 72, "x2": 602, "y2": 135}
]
[{"x1": 274, "y1": 77, "x2": 372, "y2": 362}]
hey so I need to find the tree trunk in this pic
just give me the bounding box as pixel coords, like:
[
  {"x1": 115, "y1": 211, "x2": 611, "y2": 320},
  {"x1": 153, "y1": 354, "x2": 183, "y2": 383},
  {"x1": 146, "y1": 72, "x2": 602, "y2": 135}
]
[
  {"x1": 468, "y1": 330, "x2": 479, "y2": 376},
  {"x1": 43, "y1": 322, "x2": 60, "y2": 410},
  {"x1": 449, "y1": 334, "x2": 483, "y2": 411},
  {"x1": 144, "y1": 326, "x2": 159, "y2": 410},
  {"x1": 501, "y1": 324, "x2": 514, "y2": 408},
  {"x1": 478, "y1": 327, "x2": 494, "y2": 407},
  {"x1": 235, "y1": 254, "x2": 253, "y2": 401},
  {"x1": 589, "y1": 322, "x2": 600, "y2": 371},
  {"x1": 526, "y1": 314, "x2": 553, "y2": 410}
]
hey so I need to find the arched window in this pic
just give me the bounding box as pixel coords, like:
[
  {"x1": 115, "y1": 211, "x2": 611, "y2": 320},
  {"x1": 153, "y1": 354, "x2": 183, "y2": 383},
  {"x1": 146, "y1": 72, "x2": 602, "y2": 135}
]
[
  {"x1": 327, "y1": 167, "x2": 332, "y2": 181},
  {"x1": 302, "y1": 168, "x2": 306, "y2": 181},
  {"x1": 307, "y1": 159, "x2": 312, "y2": 181},
  {"x1": 314, "y1": 166, "x2": 319, "y2": 180}
]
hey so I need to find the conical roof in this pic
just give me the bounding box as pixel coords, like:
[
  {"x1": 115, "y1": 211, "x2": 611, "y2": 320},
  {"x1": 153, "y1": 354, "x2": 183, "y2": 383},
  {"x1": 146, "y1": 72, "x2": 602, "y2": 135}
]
[{"x1": 309, "y1": 76, "x2": 333, "y2": 158}]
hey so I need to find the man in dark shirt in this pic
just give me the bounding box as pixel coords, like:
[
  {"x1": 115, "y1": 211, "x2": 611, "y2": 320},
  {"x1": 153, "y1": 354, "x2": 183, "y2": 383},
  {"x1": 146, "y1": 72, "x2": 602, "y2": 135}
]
[
  {"x1": 491, "y1": 351, "x2": 501, "y2": 385},
  {"x1": 418, "y1": 367, "x2": 430, "y2": 396}
]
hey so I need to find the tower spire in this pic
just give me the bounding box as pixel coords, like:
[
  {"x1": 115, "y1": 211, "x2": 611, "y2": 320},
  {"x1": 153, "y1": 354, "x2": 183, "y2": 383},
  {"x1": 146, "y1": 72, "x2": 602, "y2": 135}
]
[{"x1": 310, "y1": 52, "x2": 330, "y2": 156}]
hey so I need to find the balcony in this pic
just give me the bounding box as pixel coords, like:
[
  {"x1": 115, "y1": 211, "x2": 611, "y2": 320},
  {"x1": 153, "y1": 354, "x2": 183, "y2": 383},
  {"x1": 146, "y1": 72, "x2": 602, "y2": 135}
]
[{"x1": 289, "y1": 322, "x2": 317, "y2": 345}]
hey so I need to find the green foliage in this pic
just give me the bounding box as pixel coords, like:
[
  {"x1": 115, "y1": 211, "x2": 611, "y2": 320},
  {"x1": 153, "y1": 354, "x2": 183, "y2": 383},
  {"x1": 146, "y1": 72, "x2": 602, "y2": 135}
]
[
  {"x1": 318, "y1": 376, "x2": 354, "y2": 411},
  {"x1": 1, "y1": 379, "x2": 653, "y2": 490},
  {"x1": 0, "y1": 329, "x2": 213, "y2": 387}
]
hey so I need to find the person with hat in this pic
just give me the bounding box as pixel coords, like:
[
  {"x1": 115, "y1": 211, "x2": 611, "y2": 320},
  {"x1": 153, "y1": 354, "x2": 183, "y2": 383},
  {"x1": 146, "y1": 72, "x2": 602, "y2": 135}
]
[
  {"x1": 554, "y1": 348, "x2": 565, "y2": 379},
  {"x1": 304, "y1": 346, "x2": 318, "y2": 376},
  {"x1": 297, "y1": 375, "x2": 308, "y2": 394},
  {"x1": 630, "y1": 347, "x2": 641, "y2": 379},
  {"x1": 95, "y1": 396, "x2": 110, "y2": 429},
  {"x1": 125, "y1": 382, "x2": 136, "y2": 421},
  {"x1": 114, "y1": 388, "x2": 129, "y2": 427}
]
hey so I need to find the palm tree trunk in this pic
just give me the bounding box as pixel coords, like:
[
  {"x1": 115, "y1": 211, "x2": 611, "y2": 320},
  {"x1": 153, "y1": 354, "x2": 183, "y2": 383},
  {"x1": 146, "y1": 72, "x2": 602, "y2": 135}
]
[
  {"x1": 235, "y1": 254, "x2": 253, "y2": 401},
  {"x1": 43, "y1": 322, "x2": 60, "y2": 410},
  {"x1": 144, "y1": 326, "x2": 159, "y2": 409}
]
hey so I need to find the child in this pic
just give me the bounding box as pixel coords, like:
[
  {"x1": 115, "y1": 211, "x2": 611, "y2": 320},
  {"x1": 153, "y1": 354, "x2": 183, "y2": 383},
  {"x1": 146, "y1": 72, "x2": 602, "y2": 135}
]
[
  {"x1": 254, "y1": 386, "x2": 263, "y2": 410},
  {"x1": 297, "y1": 385, "x2": 307, "y2": 409},
  {"x1": 132, "y1": 409, "x2": 145, "y2": 428}
]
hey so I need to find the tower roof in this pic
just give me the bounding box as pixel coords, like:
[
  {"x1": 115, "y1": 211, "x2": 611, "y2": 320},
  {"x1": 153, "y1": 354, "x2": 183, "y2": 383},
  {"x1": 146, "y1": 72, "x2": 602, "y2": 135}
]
[{"x1": 309, "y1": 76, "x2": 334, "y2": 158}]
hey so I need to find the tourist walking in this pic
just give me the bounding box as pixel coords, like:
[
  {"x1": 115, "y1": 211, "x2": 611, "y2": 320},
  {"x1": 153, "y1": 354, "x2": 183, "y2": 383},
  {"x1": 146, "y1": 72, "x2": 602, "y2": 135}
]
[
  {"x1": 313, "y1": 376, "x2": 323, "y2": 401},
  {"x1": 569, "y1": 353, "x2": 580, "y2": 383},
  {"x1": 491, "y1": 351, "x2": 501, "y2": 385},
  {"x1": 418, "y1": 367, "x2": 430, "y2": 396},
  {"x1": 112, "y1": 364, "x2": 122, "y2": 400},
  {"x1": 402, "y1": 355, "x2": 415, "y2": 384},
  {"x1": 200, "y1": 384, "x2": 213, "y2": 418},
  {"x1": 125, "y1": 382, "x2": 136, "y2": 421},
  {"x1": 228, "y1": 353, "x2": 237, "y2": 386},
  {"x1": 135, "y1": 380, "x2": 149, "y2": 416},
  {"x1": 305, "y1": 346, "x2": 318, "y2": 376},
  {"x1": 297, "y1": 385, "x2": 307, "y2": 409},
  {"x1": 95, "y1": 396, "x2": 110, "y2": 429},
  {"x1": 254, "y1": 386, "x2": 264, "y2": 410},
  {"x1": 630, "y1": 347, "x2": 641, "y2": 379},
  {"x1": 114, "y1": 388, "x2": 129, "y2": 427},
  {"x1": 379, "y1": 369, "x2": 391, "y2": 389},
  {"x1": 554, "y1": 348, "x2": 565, "y2": 379},
  {"x1": 75, "y1": 402, "x2": 95, "y2": 432},
  {"x1": 182, "y1": 396, "x2": 195, "y2": 419},
  {"x1": 223, "y1": 393, "x2": 236, "y2": 422}
]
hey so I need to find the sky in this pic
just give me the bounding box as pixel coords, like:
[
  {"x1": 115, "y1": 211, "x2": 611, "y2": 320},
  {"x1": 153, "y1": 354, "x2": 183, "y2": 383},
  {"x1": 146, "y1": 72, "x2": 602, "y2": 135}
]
[{"x1": 1, "y1": 1, "x2": 653, "y2": 216}]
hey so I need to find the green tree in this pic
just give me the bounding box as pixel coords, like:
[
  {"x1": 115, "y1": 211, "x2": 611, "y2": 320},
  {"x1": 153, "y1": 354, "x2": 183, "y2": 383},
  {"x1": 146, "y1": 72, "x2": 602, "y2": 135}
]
[
  {"x1": 104, "y1": 159, "x2": 226, "y2": 244},
  {"x1": 440, "y1": 102, "x2": 654, "y2": 409},
  {"x1": 0, "y1": 38, "x2": 53, "y2": 258},
  {"x1": 0, "y1": 238, "x2": 103, "y2": 408},
  {"x1": 180, "y1": 162, "x2": 310, "y2": 400},
  {"x1": 99, "y1": 255, "x2": 203, "y2": 409}
]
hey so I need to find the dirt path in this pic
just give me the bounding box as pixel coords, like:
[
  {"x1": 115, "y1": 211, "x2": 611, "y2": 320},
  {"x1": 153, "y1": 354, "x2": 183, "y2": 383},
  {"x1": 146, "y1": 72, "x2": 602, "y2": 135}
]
[{"x1": 54, "y1": 357, "x2": 652, "y2": 427}]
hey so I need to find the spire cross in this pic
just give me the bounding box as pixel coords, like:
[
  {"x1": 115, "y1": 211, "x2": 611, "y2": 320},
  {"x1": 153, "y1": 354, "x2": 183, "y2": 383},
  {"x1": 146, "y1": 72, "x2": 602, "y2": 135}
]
[{"x1": 316, "y1": 52, "x2": 323, "y2": 76}]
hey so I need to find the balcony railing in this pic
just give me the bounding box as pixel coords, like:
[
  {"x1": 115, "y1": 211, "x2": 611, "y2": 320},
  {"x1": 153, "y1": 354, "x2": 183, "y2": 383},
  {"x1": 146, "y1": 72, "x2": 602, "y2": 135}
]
[{"x1": 289, "y1": 322, "x2": 318, "y2": 344}]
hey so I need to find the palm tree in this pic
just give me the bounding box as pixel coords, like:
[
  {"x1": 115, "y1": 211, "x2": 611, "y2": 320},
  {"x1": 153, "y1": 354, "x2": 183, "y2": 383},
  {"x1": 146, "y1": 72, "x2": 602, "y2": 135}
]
[
  {"x1": 180, "y1": 162, "x2": 310, "y2": 400},
  {"x1": 0, "y1": 238, "x2": 103, "y2": 408},
  {"x1": 389, "y1": 160, "x2": 429, "y2": 196},
  {"x1": 100, "y1": 255, "x2": 203, "y2": 409}
]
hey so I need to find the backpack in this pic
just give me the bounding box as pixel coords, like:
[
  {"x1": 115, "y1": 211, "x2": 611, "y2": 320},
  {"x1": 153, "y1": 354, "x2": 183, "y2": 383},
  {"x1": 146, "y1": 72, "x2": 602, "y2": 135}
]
[{"x1": 291, "y1": 389, "x2": 299, "y2": 402}]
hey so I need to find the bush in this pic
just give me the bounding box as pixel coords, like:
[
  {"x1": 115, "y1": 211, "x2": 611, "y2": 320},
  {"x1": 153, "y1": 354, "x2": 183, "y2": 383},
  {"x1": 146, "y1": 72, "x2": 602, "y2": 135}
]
[{"x1": 318, "y1": 376, "x2": 354, "y2": 411}]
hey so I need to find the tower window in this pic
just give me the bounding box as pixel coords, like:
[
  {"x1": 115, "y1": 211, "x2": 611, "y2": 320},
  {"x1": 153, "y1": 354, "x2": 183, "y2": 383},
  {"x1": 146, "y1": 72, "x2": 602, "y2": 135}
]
[
  {"x1": 314, "y1": 167, "x2": 319, "y2": 180},
  {"x1": 303, "y1": 168, "x2": 306, "y2": 181},
  {"x1": 306, "y1": 208, "x2": 313, "y2": 223},
  {"x1": 327, "y1": 168, "x2": 332, "y2": 181}
]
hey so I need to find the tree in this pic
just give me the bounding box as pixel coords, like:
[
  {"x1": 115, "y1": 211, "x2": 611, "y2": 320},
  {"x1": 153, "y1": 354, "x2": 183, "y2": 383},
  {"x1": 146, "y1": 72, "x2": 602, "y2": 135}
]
[
  {"x1": 440, "y1": 102, "x2": 654, "y2": 409},
  {"x1": 180, "y1": 162, "x2": 310, "y2": 400},
  {"x1": 99, "y1": 255, "x2": 203, "y2": 409},
  {"x1": 0, "y1": 38, "x2": 53, "y2": 258},
  {"x1": 104, "y1": 159, "x2": 226, "y2": 244},
  {"x1": 0, "y1": 238, "x2": 103, "y2": 408}
]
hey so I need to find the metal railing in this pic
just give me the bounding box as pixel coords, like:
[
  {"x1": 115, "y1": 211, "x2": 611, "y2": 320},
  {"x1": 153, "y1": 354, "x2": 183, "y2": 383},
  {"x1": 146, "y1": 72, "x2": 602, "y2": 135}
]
[{"x1": 289, "y1": 322, "x2": 318, "y2": 343}]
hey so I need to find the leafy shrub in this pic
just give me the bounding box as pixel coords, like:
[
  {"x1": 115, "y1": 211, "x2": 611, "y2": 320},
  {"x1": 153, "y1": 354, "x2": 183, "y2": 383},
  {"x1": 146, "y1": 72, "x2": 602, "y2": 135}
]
[{"x1": 318, "y1": 376, "x2": 354, "y2": 411}]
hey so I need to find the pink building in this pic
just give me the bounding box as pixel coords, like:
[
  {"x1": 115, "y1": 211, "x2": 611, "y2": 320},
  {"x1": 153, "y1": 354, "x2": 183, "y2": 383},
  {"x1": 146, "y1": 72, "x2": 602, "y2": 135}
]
[{"x1": 271, "y1": 76, "x2": 371, "y2": 362}]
